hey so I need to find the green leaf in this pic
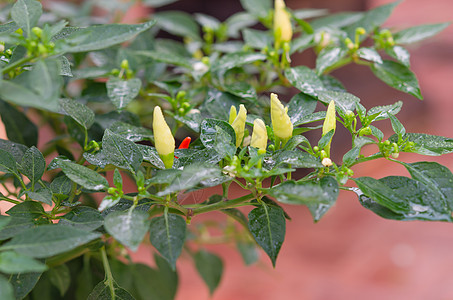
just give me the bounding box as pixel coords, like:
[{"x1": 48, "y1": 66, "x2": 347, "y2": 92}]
[
  {"x1": 9, "y1": 272, "x2": 41, "y2": 300},
  {"x1": 358, "y1": 176, "x2": 453, "y2": 222},
  {"x1": 284, "y1": 66, "x2": 325, "y2": 97},
  {"x1": 200, "y1": 119, "x2": 236, "y2": 158},
  {"x1": 154, "y1": 11, "x2": 200, "y2": 41},
  {"x1": 316, "y1": 46, "x2": 348, "y2": 75},
  {"x1": 59, "y1": 98, "x2": 95, "y2": 129},
  {"x1": 287, "y1": 93, "x2": 317, "y2": 125},
  {"x1": 139, "y1": 145, "x2": 166, "y2": 169},
  {"x1": 88, "y1": 280, "x2": 135, "y2": 300},
  {"x1": 49, "y1": 264, "x2": 70, "y2": 297},
  {"x1": 273, "y1": 150, "x2": 323, "y2": 169},
  {"x1": 0, "y1": 275, "x2": 14, "y2": 300},
  {"x1": 367, "y1": 101, "x2": 403, "y2": 122},
  {"x1": 311, "y1": 12, "x2": 363, "y2": 31},
  {"x1": 159, "y1": 164, "x2": 222, "y2": 195},
  {"x1": 240, "y1": 0, "x2": 271, "y2": 18},
  {"x1": 0, "y1": 251, "x2": 47, "y2": 274},
  {"x1": 389, "y1": 114, "x2": 405, "y2": 137},
  {"x1": 343, "y1": 146, "x2": 361, "y2": 166},
  {"x1": 242, "y1": 28, "x2": 272, "y2": 49},
  {"x1": 2, "y1": 224, "x2": 101, "y2": 258},
  {"x1": 194, "y1": 13, "x2": 221, "y2": 30},
  {"x1": 135, "y1": 50, "x2": 192, "y2": 68},
  {"x1": 106, "y1": 77, "x2": 141, "y2": 110},
  {"x1": 59, "y1": 206, "x2": 104, "y2": 231},
  {"x1": 26, "y1": 188, "x2": 53, "y2": 206},
  {"x1": 403, "y1": 162, "x2": 453, "y2": 210},
  {"x1": 194, "y1": 250, "x2": 223, "y2": 295},
  {"x1": 104, "y1": 210, "x2": 150, "y2": 251},
  {"x1": 345, "y1": 1, "x2": 400, "y2": 39},
  {"x1": 172, "y1": 110, "x2": 202, "y2": 132},
  {"x1": 6, "y1": 201, "x2": 45, "y2": 218},
  {"x1": 386, "y1": 45, "x2": 410, "y2": 67},
  {"x1": 223, "y1": 82, "x2": 257, "y2": 100},
  {"x1": 0, "y1": 216, "x2": 36, "y2": 241},
  {"x1": 0, "y1": 59, "x2": 62, "y2": 112},
  {"x1": 11, "y1": 0, "x2": 42, "y2": 36},
  {"x1": 0, "y1": 216, "x2": 11, "y2": 232},
  {"x1": 293, "y1": 111, "x2": 326, "y2": 126},
  {"x1": 212, "y1": 52, "x2": 266, "y2": 75},
  {"x1": 226, "y1": 12, "x2": 258, "y2": 38},
  {"x1": 100, "y1": 129, "x2": 143, "y2": 173},
  {"x1": 0, "y1": 149, "x2": 18, "y2": 175},
  {"x1": 0, "y1": 100, "x2": 38, "y2": 147},
  {"x1": 58, "y1": 160, "x2": 109, "y2": 191},
  {"x1": 248, "y1": 204, "x2": 285, "y2": 267},
  {"x1": 0, "y1": 139, "x2": 28, "y2": 164},
  {"x1": 390, "y1": 133, "x2": 453, "y2": 156},
  {"x1": 237, "y1": 241, "x2": 259, "y2": 265},
  {"x1": 142, "y1": 0, "x2": 179, "y2": 7},
  {"x1": 371, "y1": 60, "x2": 422, "y2": 99},
  {"x1": 394, "y1": 22, "x2": 450, "y2": 45},
  {"x1": 62, "y1": 21, "x2": 156, "y2": 53},
  {"x1": 129, "y1": 257, "x2": 178, "y2": 300},
  {"x1": 50, "y1": 175, "x2": 72, "y2": 200},
  {"x1": 109, "y1": 121, "x2": 153, "y2": 142},
  {"x1": 20, "y1": 146, "x2": 45, "y2": 187},
  {"x1": 202, "y1": 89, "x2": 242, "y2": 120},
  {"x1": 149, "y1": 212, "x2": 186, "y2": 270},
  {"x1": 269, "y1": 176, "x2": 339, "y2": 205},
  {"x1": 317, "y1": 90, "x2": 359, "y2": 117},
  {"x1": 353, "y1": 177, "x2": 410, "y2": 213},
  {"x1": 318, "y1": 129, "x2": 334, "y2": 150},
  {"x1": 357, "y1": 47, "x2": 383, "y2": 64}
]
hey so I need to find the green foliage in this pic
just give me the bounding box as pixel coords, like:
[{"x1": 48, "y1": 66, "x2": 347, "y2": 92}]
[{"x1": 0, "y1": 0, "x2": 450, "y2": 298}]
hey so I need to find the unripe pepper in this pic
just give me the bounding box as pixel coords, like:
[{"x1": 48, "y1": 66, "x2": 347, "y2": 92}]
[
  {"x1": 322, "y1": 100, "x2": 336, "y2": 156},
  {"x1": 270, "y1": 93, "x2": 293, "y2": 142},
  {"x1": 251, "y1": 118, "x2": 268, "y2": 151},
  {"x1": 273, "y1": 0, "x2": 293, "y2": 50},
  {"x1": 153, "y1": 106, "x2": 175, "y2": 169},
  {"x1": 230, "y1": 104, "x2": 247, "y2": 147}
]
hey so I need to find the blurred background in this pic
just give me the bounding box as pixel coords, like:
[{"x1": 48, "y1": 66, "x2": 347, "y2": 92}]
[{"x1": 2, "y1": 0, "x2": 453, "y2": 299}]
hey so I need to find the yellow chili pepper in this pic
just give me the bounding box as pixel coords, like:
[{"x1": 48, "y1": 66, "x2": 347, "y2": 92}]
[
  {"x1": 230, "y1": 104, "x2": 247, "y2": 148},
  {"x1": 153, "y1": 106, "x2": 175, "y2": 169},
  {"x1": 270, "y1": 93, "x2": 293, "y2": 143},
  {"x1": 273, "y1": 0, "x2": 293, "y2": 50},
  {"x1": 251, "y1": 118, "x2": 268, "y2": 152},
  {"x1": 228, "y1": 105, "x2": 237, "y2": 125},
  {"x1": 322, "y1": 100, "x2": 336, "y2": 157}
]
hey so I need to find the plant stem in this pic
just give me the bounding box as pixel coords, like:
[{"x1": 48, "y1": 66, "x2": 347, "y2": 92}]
[
  {"x1": 100, "y1": 246, "x2": 116, "y2": 299},
  {"x1": 2, "y1": 55, "x2": 34, "y2": 74},
  {"x1": 191, "y1": 193, "x2": 255, "y2": 216}
]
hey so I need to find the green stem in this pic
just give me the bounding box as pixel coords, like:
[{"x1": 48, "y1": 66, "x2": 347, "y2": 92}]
[
  {"x1": 191, "y1": 193, "x2": 255, "y2": 216},
  {"x1": 323, "y1": 57, "x2": 353, "y2": 75},
  {"x1": 349, "y1": 152, "x2": 384, "y2": 167},
  {"x1": 100, "y1": 246, "x2": 115, "y2": 299},
  {"x1": 2, "y1": 55, "x2": 34, "y2": 74}
]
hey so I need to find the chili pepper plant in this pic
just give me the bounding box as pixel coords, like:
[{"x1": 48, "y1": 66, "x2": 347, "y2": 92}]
[{"x1": 0, "y1": 0, "x2": 451, "y2": 298}]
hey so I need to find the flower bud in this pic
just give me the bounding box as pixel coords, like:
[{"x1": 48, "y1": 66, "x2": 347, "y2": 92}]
[
  {"x1": 322, "y1": 100, "x2": 336, "y2": 157},
  {"x1": 273, "y1": 0, "x2": 293, "y2": 49},
  {"x1": 231, "y1": 104, "x2": 247, "y2": 147},
  {"x1": 322, "y1": 157, "x2": 333, "y2": 167},
  {"x1": 153, "y1": 106, "x2": 175, "y2": 169},
  {"x1": 270, "y1": 93, "x2": 293, "y2": 141},
  {"x1": 251, "y1": 118, "x2": 268, "y2": 151}
]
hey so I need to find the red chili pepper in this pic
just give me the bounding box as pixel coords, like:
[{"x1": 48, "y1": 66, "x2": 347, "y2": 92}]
[
  {"x1": 175, "y1": 137, "x2": 191, "y2": 159},
  {"x1": 178, "y1": 137, "x2": 191, "y2": 149}
]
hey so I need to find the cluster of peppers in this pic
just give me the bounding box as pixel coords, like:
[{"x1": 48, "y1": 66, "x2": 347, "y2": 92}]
[{"x1": 153, "y1": 93, "x2": 337, "y2": 171}]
